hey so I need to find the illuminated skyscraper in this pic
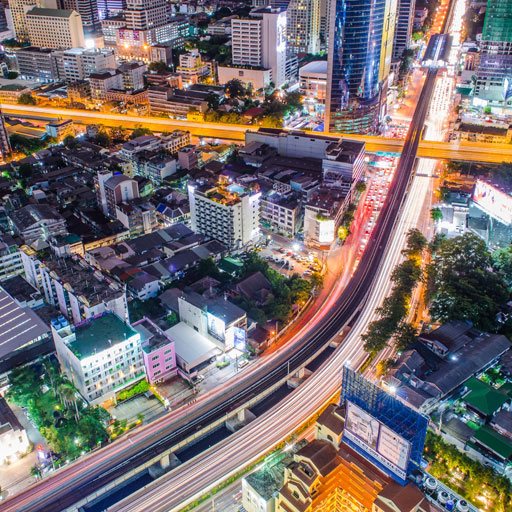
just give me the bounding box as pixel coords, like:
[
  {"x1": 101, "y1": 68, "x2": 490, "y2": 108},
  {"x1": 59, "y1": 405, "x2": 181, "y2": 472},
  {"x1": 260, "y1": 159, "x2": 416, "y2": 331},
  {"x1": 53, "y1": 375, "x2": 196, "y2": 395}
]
[
  {"x1": 473, "y1": 0, "x2": 512, "y2": 109},
  {"x1": 286, "y1": 0, "x2": 320, "y2": 55},
  {"x1": 326, "y1": 0, "x2": 393, "y2": 134}
]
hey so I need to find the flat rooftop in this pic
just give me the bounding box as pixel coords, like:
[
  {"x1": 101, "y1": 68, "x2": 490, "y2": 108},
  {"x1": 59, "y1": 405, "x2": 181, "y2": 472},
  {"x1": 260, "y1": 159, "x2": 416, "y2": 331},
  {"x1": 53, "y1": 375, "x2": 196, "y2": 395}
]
[
  {"x1": 68, "y1": 313, "x2": 138, "y2": 359},
  {"x1": 299, "y1": 60, "x2": 328, "y2": 75}
]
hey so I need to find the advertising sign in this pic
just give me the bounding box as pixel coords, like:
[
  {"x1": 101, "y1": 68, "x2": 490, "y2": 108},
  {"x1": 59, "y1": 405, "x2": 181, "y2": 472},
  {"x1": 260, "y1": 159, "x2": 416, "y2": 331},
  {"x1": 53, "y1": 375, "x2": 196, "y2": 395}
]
[
  {"x1": 207, "y1": 312, "x2": 225, "y2": 342},
  {"x1": 345, "y1": 401, "x2": 380, "y2": 451},
  {"x1": 233, "y1": 326, "x2": 246, "y2": 351},
  {"x1": 473, "y1": 179, "x2": 512, "y2": 225},
  {"x1": 378, "y1": 424, "x2": 411, "y2": 471}
]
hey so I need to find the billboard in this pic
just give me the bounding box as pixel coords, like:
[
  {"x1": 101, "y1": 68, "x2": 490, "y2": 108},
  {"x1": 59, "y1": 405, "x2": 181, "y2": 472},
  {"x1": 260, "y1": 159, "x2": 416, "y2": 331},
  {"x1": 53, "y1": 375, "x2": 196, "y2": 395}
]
[
  {"x1": 473, "y1": 179, "x2": 512, "y2": 226},
  {"x1": 344, "y1": 401, "x2": 412, "y2": 480},
  {"x1": 341, "y1": 367, "x2": 428, "y2": 484},
  {"x1": 207, "y1": 312, "x2": 225, "y2": 342},
  {"x1": 233, "y1": 326, "x2": 246, "y2": 351}
]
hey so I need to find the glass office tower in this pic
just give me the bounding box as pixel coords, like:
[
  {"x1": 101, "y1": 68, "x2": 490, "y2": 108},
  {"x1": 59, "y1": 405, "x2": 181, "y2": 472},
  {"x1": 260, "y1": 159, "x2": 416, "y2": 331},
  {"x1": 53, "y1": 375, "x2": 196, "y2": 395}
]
[{"x1": 326, "y1": 0, "x2": 387, "y2": 134}]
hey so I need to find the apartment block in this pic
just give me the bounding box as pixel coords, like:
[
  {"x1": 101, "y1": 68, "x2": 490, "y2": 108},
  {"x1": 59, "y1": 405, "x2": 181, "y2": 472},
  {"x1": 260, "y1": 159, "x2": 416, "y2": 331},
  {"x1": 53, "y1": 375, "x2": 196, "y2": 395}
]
[
  {"x1": 188, "y1": 180, "x2": 261, "y2": 250},
  {"x1": 260, "y1": 195, "x2": 300, "y2": 237},
  {"x1": 53, "y1": 47, "x2": 116, "y2": 82},
  {"x1": 52, "y1": 313, "x2": 145, "y2": 404},
  {"x1": 176, "y1": 49, "x2": 212, "y2": 84},
  {"x1": 26, "y1": 8, "x2": 85, "y2": 49},
  {"x1": 0, "y1": 235, "x2": 23, "y2": 281},
  {"x1": 231, "y1": 7, "x2": 287, "y2": 88},
  {"x1": 286, "y1": 0, "x2": 320, "y2": 55}
]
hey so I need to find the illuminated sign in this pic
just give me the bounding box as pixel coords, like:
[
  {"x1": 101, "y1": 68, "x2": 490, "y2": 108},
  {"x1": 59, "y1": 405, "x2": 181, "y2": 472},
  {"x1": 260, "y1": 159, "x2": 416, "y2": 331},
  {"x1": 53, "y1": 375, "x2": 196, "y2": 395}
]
[
  {"x1": 473, "y1": 179, "x2": 512, "y2": 225},
  {"x1": 233, "y1": 326, "x2": 246, "y2": 350},
  {"x1": 207, "y1": 312, "x2": 225, "y2": 342}
]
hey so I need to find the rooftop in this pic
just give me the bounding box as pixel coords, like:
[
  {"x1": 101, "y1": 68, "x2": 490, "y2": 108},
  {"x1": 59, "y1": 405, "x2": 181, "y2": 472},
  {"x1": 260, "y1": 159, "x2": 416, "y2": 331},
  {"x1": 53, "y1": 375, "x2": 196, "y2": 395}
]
[
  {"x1": 165, "y1": 322, "x2": 219, "y2": 364},
  {"x1": 472, "y1": 425, "x2": 512, "y2": 460},
  {"x1": 69, "y1": 313, "x2": 138, "y2": 359},
  {"x1": 0, "y1": 289, "x2": 49, "y2": 360},
  {"x1": 299, "y1": 60, "x2": 328, "y2": 75},
  {"x1": 27, "y1": 7, "x2": 76, "y2": 18},
  {"x1": 463, "y1": 377, "x2": 509, "y2": 416}
]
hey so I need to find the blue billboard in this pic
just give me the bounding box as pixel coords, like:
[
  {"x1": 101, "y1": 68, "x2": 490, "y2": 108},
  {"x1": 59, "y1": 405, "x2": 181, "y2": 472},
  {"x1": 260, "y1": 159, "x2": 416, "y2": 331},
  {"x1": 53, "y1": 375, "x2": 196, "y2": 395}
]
[{"x1": 341, "y1": 366, "x2": 428, "y2": 485}]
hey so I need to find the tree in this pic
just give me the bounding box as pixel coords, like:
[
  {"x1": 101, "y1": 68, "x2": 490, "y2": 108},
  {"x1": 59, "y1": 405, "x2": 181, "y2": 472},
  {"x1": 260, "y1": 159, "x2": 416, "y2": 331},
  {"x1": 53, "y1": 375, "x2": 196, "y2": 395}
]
[
  {"x1": 355, "y1": 181, "x2": 367, "y2": 194},
  {"x1": 205, "y1": 92, "x2": 221, "y2": 110},
  {"x1": 30, "y1": 465, "x2": 42, "y2": 480},
  {"x1": 492, "y1": 245, "x2": 512, "y2": 290},
  {"x1": 91, "y1": 130, "x2": 111, "y2": 147},
  {"x1": 63, "y1": 135, "x2": 78, "y2": 148},
  {"x1": 427, "y1": 233, "x2": 509, "y2": 330},
  {"x1": 394, "y1": 322, "x2": 417, "y2": 351},
  {"x1": 7, "y1": 71, "x2": 18, "y2": 79},
  {"x1": 430, "y1": 207, "x2": 443, "y2": 222},
  {"x1": 147, "y1": 61, "x2": 170, "y2": 74},
  {"x1": 225, "y1": 79, "x2": 246, "y2": 99},
  {"x1": 18, "y1": 93, "x2": 36, "y2": 105},
  {"x1": 59, "y1": 382, "x2": 80, "y2": 421},
  {"x1": 283, "y1": 91, "x2": 303, "y2": 113},
  {"x1": 402, "y1": 228, "x2": 427, "y2": 258},
  {"x1": 130, "y1": 127, "x2": 152, "y2": 139}
]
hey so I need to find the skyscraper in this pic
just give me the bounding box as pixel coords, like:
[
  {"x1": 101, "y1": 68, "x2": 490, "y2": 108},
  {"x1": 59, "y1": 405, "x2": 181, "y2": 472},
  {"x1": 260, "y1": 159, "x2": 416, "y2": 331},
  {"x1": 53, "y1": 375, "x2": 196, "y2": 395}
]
[
  {"x1": 59, "y1": 0, "x2": 99, "y2": 31},
  {"x1": 392, "y1": 0, "x2": 416, "y2": 62},
  {"x1": 286, "y1": 0, "x2": 320, "y2": 55},
  {"x1": 474, "y1": 0, "x2": 512, "y2": 110},
  {"x1": 326, "y1": 0, "x2": 389, "y2": 134}
]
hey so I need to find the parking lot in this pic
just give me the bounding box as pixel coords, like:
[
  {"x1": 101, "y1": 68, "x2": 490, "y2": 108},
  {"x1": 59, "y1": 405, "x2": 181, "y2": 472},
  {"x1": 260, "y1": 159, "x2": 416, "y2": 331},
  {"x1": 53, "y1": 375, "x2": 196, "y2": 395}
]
[{"x1": 259, "y1": 241, "x2": 322, "y2": 278}]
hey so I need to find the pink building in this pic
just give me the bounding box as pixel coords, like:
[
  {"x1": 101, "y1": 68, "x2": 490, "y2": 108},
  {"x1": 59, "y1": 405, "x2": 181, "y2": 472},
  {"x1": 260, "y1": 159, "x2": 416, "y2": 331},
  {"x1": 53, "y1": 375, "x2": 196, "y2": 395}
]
[{"x1": 133, "y1": 317, "x2": 177, "y2": 384}]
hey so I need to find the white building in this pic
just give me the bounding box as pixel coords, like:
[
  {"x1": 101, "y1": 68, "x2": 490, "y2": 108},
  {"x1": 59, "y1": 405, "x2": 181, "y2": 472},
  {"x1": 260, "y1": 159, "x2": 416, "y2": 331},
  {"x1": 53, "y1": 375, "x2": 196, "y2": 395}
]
[
  {"x1": 286, "y1": 0, "x2": 320, "y2": 55},
  {"x1": 231, "y1": 7, "x2": 287, "y2": 88},
  {"x1": 89, "y1": 69, "x2": 123, "y2": 100},
  {"x1": 52, "y1": 313, "x2": 145, "y2": 404},
  {"x1": 299, "y1": 60, "x2": 328, "y2": 107},
  {"x1": 7, "y1": 0, "x2": 37, "y2": 42},
  {"x1": 0, "y1": 235, "x2": 23, "y2": 281},
  {"x1": 188, "y1": 180, "x2": 261, "y2": 250},
  {"x1": 0, "y1": 397, "x2": 31, "y2": 465},
  {"x1": 9, "y1": 204, "x2": 68, "y2": 246},
  {"x1": 217, "y1": 65, "x2": 272, "y2": 90},
  {"x1": 177, "y1": 290, "x2": 247, "y2": 351},
  {"x1": 176, "y1": 49, "x2": 212, "y2": 84},
  {"x1": 52, "y1": 47, "x2": 116, "y2": 82},
  {"x1": 260, "y1": 195, "x2": 300, "y2": 236},
  {"x1": 26, "y1": 8, "x2": 85, "y2": 49}
]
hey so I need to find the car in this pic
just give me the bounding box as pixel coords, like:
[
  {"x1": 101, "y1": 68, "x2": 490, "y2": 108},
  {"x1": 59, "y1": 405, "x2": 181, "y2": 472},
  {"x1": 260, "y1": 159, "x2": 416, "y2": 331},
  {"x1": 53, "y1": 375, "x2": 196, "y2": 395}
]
[{"x1": 237, "y1": 359, "x2": 249, "y2": 369}]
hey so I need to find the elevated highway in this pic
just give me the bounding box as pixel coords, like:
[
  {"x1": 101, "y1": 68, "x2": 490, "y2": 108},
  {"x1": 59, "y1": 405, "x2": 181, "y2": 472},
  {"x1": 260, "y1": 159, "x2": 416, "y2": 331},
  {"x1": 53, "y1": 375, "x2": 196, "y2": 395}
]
[{"x1": 2, "y1": 104, "x2": 511, "y2": 164}]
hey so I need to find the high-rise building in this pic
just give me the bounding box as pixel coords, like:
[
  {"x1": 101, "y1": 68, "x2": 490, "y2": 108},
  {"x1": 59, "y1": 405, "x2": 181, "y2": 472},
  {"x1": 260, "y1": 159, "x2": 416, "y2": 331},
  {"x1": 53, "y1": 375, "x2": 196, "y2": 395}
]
[
  {"x1": 393, "y1": 0, "x2": 416, "y2": 62},
  {"x1": 59, "y1": 0, "x2": 99, "y2": 31},
  {"x1": 319, "y1": 0, "x2": 331, "y2": 50},
  {"x1": 231, "y1": 7, "x2": 287, "y2": 88},
  {"x1": 380, "y1": 0, "x2": 398, "y2": 80},
  {"x1": 188, "y1": 179, "x2": 261, "y2": 250},
  {"x1": 326, "y1": 0, "x2": 390, "y2": 133},
  {"x1": 7, "y1": 0, "x2": 38, "y2": 41},
  {"x1": 286, "y1": 0, "x2": 320, "y2": 55},
  {"x1": 473, "y1": 0, "x2": 512, "y2": 110},
  {"x1": 0, "y1": 108, "x2": 11, "y2": 160},
  {"x1": 124, "y1": 0, "x2": 168, "y2": 31},
  {"x1": 26, "y1": 8, "x2": 85, "y2": 49}
]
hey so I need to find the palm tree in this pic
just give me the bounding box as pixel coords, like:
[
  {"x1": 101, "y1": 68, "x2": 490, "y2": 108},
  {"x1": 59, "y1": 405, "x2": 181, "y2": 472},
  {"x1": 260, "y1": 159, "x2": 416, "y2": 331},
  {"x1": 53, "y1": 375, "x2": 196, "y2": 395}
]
[
  {"x1": 30, "y1": 465, "x2": 42, "y2": 480},
  {"x1": 59, "y1": 382, "x2": 80, "y2": 422}
]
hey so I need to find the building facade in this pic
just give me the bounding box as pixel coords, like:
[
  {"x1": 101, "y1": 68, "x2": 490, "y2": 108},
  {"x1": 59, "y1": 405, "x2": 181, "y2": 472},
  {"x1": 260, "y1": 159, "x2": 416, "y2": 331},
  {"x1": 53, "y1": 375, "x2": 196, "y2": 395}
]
[
  {"x1": 326, "y1": 0, "x2": 388, "y2": 133},
  {"x1": 286, "y1": 0, "x2": 320, "y2": 55},
  {"x1": 188, "y1": 181, "x2": 261, "y2": 250},
  {"x1": 26, "y1": 8, "x2": 85, "y2": 49},
  {"x1": 52, "y1": 314, "x2": 145, "y2": 404}
]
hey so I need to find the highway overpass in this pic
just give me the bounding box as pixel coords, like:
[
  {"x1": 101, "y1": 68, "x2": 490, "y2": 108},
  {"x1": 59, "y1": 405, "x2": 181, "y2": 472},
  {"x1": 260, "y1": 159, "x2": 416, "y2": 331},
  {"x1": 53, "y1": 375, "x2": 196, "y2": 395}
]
[{"x1": 2, "y1": 104, "x2": 512, "y2": 164}]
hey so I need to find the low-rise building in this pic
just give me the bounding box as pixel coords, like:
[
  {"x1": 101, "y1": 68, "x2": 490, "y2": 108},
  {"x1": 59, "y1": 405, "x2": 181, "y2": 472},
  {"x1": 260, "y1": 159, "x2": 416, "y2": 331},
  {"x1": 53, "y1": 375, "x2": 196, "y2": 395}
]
[
  {"x1": 299, "y1": 60, "x2": 327, "y2": 108},
  {"x1": 53, "y1": 314, "x2": 145, "y2": 404},
  {"x1": 176, "y1": 49, "x2": 212, "y2": 84},
  {"x1": 89, "y1": 69, "x2": 124, "y2": 100},
  {"x1": 260, "y1": 193, "x2": 300, "y2": 236},
  {"x1": 217, "y1": 65, "x2": 272, "y2": 90},
  {"x1": 15, "y1": 46, "x2": 57, "y2": 82},
  {"x1": 46, "y1": 119, "x2": 74, "y2": 140},
  {"x1": 133, "y1": 317, "x2": 176, "y2": 384},
  {"x1": 147, "y1": 86, "x2": 209, "y2": 117},
  {"x1": 164, "y1": 321, "x2": 220, "y2": 379},
  {"x1": 9, "y1": 204, "x2": 68, "y2": 245},
  {"x1": 0, "y1": 396, "x2": 31, "y2": 465}
]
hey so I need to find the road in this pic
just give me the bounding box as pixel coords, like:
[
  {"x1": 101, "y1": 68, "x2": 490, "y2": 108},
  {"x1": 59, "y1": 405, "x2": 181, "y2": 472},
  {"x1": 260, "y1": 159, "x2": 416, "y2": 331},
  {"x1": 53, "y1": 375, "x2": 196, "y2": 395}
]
[
  {"x1": 0, "y1": 68, "x2": 438, "y2": 512},
  {"x1": 106, "y1": 70, "x2": 440, "y2": 512},
  {"x1": 2, "y1": 104, "x2": 512, "y2": 163}
]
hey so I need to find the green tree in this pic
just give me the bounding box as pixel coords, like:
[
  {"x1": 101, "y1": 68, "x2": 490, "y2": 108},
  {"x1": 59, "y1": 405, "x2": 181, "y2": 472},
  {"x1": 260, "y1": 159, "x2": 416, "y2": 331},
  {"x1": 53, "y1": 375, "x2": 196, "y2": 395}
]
[
  {"x1": 147, "y1": 61, "x2": 170, "y2": 73},
  {"x1": 402, "y1": 228, "x2": 427, "y2": 258},
  {"x1": 18, "y1": 93, "x2": 36, "y2": 105},
  {"x1": 130, "y1": 126, "x2": 152, "y2": 139},
  {"x1": 225, "y1": 79, "x2": 246, "y2": 99},
  {"x1": 205, "y1": 92, "x2": 221, "y2": 110},
  {"x1": 394, "y1": 322, "x2": 417, "y2": 351},
  {"x1": 492, "y1": 245, "x2": 512, "y2": 290},
  {"x1": 7, "y1": 71, "x2": 18, "y2": 79},
  {"x1": 59, "y1": 382, "x2": 80, "y2": 421},
  {"x1": 427, "y1": 233, "x2": 509, "y2": 330},
  {"x1": 355, "y1": 181, "x2": 367, "y2": 194},
  {"x1": 430, "y1": 207, "x2": 443, "y2": 222},
  {"x1": 30, "y1": 465, "x2": 42, "y2": 480}
]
